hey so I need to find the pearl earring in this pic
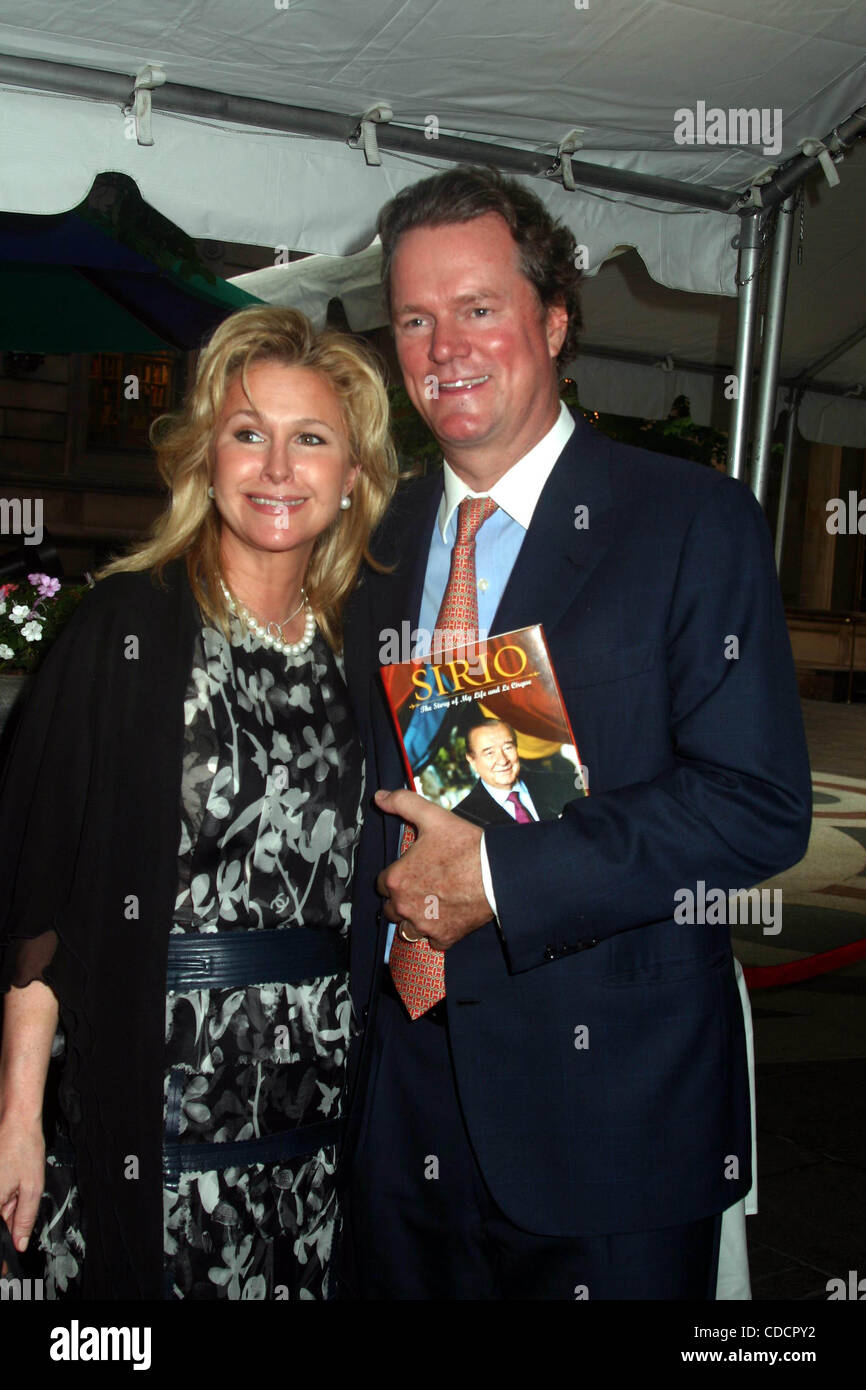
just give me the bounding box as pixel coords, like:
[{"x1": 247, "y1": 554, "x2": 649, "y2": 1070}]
[
  {"x1": 339, "y1": 494, "x2": 352, "y2": 510},
  {"x1": 208, "y1": 486, "x2": 215, "y2": 499}
]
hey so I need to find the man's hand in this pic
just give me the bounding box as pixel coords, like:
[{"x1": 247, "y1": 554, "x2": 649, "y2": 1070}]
[{"x1": 374, "y1": 789, "x2": 492, "y2": 950}]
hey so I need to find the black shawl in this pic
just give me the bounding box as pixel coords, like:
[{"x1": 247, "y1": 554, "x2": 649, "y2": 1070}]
[{"x1": 0, "y1": 559, "x2": 199, "y2": 1299}]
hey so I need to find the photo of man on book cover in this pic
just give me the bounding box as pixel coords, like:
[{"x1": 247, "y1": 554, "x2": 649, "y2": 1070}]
[{"x1": 453, "y1": 715, "x2": 569, "y2": 827}]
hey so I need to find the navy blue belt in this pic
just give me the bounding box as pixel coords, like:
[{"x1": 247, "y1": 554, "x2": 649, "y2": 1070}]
[
  {"x1": 165, "y1": 927, "x2": 348, "y2": 991},
  {"x1": 162, "y1": 1118, "x2": 344, "y2": 1180},
  {"x1": 52, "y1": 1107, "x2": 344, "y2": 1178},
  {"x1": 53, "y1": 1123, "x2": 345, "y2": 1176}
]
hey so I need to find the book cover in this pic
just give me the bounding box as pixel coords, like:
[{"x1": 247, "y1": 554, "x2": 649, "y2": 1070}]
[{"x1": 379, "y1": 624, "x2": 587, "y2": 827}]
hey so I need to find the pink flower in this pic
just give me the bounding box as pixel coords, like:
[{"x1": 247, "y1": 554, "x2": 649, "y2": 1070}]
[{"x1": 27, "y1": 573, "x2": 61, "y2": 598}]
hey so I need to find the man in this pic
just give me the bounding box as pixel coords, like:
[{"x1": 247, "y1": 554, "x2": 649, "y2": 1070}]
[
  {"x1": 455, "y1": 716, "x2": 565, "y2": 827},
  {"x1": 339, "y1": 166, "x2": 811, "y2": 1300}
]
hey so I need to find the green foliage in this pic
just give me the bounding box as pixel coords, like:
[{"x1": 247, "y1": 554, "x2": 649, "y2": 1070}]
[
  {"x1": 388, "y1": 380, "x2": 736, "y2": 475},
  {"x1": 560, "y1": 382, "x2": 731, "y2": 471},
  {"x1": 387, "y1": 382, "x2": 443, "y2": 473},
  {"x1": 0, "y1": 577, "x2": 87, "y2": 674}
]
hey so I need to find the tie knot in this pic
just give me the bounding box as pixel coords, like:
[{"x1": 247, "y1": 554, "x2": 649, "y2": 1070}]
[
  {"x1": 507, "y1": 790, "x2": 532, "y2": 823},
  {"x1": 455, "y1": 495, "x2": 497, "y2": 546}
]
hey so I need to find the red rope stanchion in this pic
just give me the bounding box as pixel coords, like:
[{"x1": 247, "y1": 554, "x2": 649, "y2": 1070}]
[{"x1": 743, "y1": 936, "x2": 866, "y2": 989}]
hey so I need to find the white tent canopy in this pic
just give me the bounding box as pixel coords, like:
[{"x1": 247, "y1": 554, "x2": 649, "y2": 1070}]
[
  {"x1": 1, "y1": 1, "x2": 864, "y2": 281},
  {"x1": 231, "y1": 131, "x2": 866, "y2": 450},
  {"x1": 0, "y1": 0, "x2": 864, "y2": 444}
]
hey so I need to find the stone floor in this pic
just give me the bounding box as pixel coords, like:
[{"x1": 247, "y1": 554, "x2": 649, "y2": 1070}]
[
  {"x1": 801, "y1": 698, "x2": 866, "y2": 781},
  {"x1": 740, "y1": 699, "x2": 866, "y2": 1301}
]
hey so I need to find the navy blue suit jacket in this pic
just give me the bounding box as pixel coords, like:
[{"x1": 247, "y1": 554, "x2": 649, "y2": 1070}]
[{"x1": 341, "y1": 414, "x2": 811, "y2": 1237}]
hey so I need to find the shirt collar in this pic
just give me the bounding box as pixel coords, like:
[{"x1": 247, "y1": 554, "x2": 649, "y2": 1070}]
[
  {"x1": 479, "y1": 777, "x2": 530, "y2": 808},
  {"x1": 438, "y1": 400, "x2": 575, "y2": 540}
]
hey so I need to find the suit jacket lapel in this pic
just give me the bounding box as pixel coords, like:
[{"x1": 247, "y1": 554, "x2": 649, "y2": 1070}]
[
  {"x1": 370, "y1": 469, "x2": 443, "y2": 644},
  {"x1": 492, "y1": 415, "x2": 615, "y2": 643},
  {"x1": 344, "y1": 471, "x2": 441, "y2": 742}
]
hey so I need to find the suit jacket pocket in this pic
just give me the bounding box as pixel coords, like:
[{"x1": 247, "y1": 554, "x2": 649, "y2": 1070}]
[
  {"x1": 603, "y1": 948, "x2": 732, "y2": 988},
  {"x1": 556, "y1": 640, "x2": 660, "y2": 691}
]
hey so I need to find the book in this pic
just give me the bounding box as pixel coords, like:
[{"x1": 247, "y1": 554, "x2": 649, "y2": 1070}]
[{"x1": 379, "y1": 624, "x2": 587, "y2": 827}]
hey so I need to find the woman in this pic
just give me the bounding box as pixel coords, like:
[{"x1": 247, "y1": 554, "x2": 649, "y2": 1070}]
[{"x1": 0, "y1": 306, "x2": 396, "y2": 1299}]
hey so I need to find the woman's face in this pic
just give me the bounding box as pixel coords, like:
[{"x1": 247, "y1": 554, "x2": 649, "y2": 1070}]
[{"x1": 210, "y1": 361, "x2": 358, "y2": 571}]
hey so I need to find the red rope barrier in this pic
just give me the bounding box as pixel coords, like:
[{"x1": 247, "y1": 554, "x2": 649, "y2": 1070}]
[{"x1": 743, "y1": 936, "x2": 866, "y2": 989}]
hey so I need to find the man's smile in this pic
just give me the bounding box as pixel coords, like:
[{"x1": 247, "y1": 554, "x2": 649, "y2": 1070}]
[{"x1": 438, "y1": 375, "x2": 490, "y2": 392}]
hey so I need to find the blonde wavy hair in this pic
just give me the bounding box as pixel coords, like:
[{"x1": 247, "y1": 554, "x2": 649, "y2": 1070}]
[{"x1": 98, "y1": 305, "x2": 398, "y2": 650}]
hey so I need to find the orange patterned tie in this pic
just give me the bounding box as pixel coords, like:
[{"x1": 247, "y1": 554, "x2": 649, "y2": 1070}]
[{"x1": 388, "y1": 495, "x2": 498, "y2": 1019}]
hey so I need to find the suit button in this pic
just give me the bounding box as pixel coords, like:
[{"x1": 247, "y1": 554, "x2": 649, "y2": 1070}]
[
  {"x1": 362, "y1": 1005, "x2": 369, "y2": 1023},
  {"x1": 544, "y1": 946, "x2": 557, "y2": 961}
]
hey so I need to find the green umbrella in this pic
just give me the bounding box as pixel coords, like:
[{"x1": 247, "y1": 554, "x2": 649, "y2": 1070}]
[{"x1": 0, "y1": 211, "x2": 262, "y2": 352}]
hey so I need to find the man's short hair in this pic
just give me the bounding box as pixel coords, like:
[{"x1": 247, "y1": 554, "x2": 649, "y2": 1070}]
[
  {"x1": 465, "y1": 716, "x2": 518, "y2": 757},
  {"x1": 377, "y1": 165, "x2": 582, "y2": 367}
]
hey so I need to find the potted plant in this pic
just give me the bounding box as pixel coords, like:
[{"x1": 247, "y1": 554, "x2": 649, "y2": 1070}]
[{"x1": 0, "y1": 574, "x2": 88, "y2": 736}]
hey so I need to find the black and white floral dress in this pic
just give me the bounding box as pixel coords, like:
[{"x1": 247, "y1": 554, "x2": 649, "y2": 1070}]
[{"x1": 38, "y1": 614, "x2": 363, "y2": 1300}]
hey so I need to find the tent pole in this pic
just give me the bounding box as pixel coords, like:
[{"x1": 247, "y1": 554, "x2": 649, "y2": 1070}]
[
  {"x1": 751, "y1": 196, "x2": 796, "y2": 507},
  {"x1": 727, "y1": 213, "x2": 764, "y2": 483},
  {"x1": 746, "y1": 106, "x2": 866, "y2": 211},
  {"x1": 774, "y1": 388, "x2": 802, "y2": 574},
  {"x1": 569, "y1": 344, "x2": 859, "y2": 402},
  {"x1": 0, "y1": 54, "x2": 732, "y2": 213}
]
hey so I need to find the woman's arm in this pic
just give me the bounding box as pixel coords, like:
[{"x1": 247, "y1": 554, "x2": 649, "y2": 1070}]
[{"x1": 0, "y1": 980, "x2": 58, "y2": 1255}]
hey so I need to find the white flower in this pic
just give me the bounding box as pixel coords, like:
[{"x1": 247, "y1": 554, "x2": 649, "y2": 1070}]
[
  {"x1": 0, "y1": 643, "x2": 14, "y2": 659},
  {"x1": 0, "y1": 599, "x2": 6, "y2": 616},
  {"x1": 9, "y1": 604, "x2": 30, "y2": 625},
  {"x1": 20, "y1": 620, "x2": 43, "y2": 642}
]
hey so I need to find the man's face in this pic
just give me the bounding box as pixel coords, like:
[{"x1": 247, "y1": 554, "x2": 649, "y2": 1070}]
[
  {"x1": 466, "y1": 722, "x2": 520, "y2": 790},
  {"x1": 390, "y1": 213, "x2": 568, "y2": 482}
]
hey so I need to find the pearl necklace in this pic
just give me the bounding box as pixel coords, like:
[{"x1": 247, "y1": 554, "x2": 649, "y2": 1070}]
[{"x1": 219, "y1": 578, "x2": 317, "y2": 656}]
